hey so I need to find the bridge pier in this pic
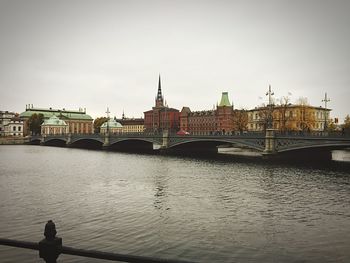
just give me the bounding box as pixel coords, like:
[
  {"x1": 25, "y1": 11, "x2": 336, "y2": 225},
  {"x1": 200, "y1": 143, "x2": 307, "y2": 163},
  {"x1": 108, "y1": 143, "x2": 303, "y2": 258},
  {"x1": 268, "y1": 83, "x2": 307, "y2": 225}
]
[
  {"x1": 39, "y1": 135, "x2": 45, "y2": 146},
  {"x1": 162, "y1": 130, "x2": 169, "y2": 149},
  {"x1": 102, "y1": 133, "x2": 110, "y2": 150},
  {"x1": 66, "y1": 134, "x2": 71, "y2": 145},
  {"x1": 263, "y1": 129, "x2": 277, "y2": 155}
]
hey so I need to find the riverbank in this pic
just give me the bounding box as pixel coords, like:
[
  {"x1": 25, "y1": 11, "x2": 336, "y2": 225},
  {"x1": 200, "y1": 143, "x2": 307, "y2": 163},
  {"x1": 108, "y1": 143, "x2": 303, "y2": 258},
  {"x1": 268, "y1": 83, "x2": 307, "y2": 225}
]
[{"x1": 0, "y1": 137, "x2": 29, "y2": 145}]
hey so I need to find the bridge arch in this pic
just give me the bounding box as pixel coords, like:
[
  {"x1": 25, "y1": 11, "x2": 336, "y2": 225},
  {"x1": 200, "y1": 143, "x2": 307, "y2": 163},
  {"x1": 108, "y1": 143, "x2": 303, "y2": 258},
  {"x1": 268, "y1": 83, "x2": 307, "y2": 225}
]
[
  {"x1": 69, "y1": 138, "x2": 103, "y2": 149},
  {"x1": 43, "y1": 138, "x2": 67, "y2": 147},
  {"x1": 169, "y1": 138, "x2": 265, "y2": 152},
  {"x1": 277, "y1": 142, "x2": 350, "y2": 153},
  {"x1": 109, "y1": 138, "x2": 154, "y2": 152}
]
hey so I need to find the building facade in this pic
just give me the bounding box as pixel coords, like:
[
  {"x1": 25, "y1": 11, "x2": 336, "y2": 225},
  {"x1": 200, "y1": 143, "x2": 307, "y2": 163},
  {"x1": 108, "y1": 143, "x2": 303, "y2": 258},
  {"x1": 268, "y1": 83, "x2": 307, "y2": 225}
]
[
  {"x1": 180, "y1": 92, "x2": 246, "y2": 135},
  {"x1": 3, "y1": 116, "x2": 24, "y2": 137},
  {"x1": 0, "y1": 111, "x2": 16, "y2": 136},
  {"x1": 144, "y1": 76, "x2": 180, "y2": 133},
  {"x1": 100, "y1": 118, "x2": 123, "y2": 134},
  {"x1": 41, "y1": 115, "x2": 68, "y2": 135},
  {"x1": 115, "y1": 113, "x2": 144, "y2": 133},
  {"x1": 247, "y1": 104, "x2": 331, "y2": 132},
  {"x1": 20, "y1": 105, "x2": 94, "y2": 135}
]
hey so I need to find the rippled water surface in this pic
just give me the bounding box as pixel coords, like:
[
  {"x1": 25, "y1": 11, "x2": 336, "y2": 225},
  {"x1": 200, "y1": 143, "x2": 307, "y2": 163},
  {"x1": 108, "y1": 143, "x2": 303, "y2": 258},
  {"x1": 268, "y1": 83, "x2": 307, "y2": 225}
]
[{"x1": 0, "y1": 145, "x2": 350, "y2": 262}]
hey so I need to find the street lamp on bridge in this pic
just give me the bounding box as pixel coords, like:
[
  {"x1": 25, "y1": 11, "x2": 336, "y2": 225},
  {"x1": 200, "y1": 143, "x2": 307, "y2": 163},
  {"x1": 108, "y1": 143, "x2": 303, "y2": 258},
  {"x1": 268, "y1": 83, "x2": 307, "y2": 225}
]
[
  {"x1": 266, "y1": 84, "x2": 274, "y2": 129},
  {"x1": 106, "y1": 107, "x2": 110, "y2": 134},
  {"x1": 322, "y1": 93, "x2": 330, "y2": 131}
]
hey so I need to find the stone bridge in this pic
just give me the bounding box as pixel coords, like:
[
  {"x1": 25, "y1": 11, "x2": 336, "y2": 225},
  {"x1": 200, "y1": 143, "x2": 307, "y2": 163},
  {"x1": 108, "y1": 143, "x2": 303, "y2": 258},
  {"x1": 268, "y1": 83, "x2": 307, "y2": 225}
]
[{"x1": 29, "y1": 130, "x2": 350, "y2": 158}]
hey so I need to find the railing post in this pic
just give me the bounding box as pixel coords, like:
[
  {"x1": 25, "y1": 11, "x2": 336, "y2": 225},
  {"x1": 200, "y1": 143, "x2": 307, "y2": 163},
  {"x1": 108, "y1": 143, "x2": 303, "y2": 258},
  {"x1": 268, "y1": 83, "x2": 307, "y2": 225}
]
[{"x1": 39, "y1": 220, "x2": 62, "y2": 263}]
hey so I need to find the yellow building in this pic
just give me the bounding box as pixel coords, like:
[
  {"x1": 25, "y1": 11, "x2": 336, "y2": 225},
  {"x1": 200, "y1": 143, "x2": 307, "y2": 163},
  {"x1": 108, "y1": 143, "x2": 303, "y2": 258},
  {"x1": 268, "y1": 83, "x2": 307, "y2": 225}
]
[
  {"x1": 247, "y1": 104, "x2": 331, "y2": 132},
  {"x1": 115, "y1": 116, "x2": 145, "y2": 133}
]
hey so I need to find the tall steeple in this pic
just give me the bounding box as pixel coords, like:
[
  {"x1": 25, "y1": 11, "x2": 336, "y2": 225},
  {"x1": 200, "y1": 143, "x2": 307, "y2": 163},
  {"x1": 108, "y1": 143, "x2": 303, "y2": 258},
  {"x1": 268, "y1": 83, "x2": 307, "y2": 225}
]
[{"x1": 155, "y1": 74, "x2": 164, "y2": 107}]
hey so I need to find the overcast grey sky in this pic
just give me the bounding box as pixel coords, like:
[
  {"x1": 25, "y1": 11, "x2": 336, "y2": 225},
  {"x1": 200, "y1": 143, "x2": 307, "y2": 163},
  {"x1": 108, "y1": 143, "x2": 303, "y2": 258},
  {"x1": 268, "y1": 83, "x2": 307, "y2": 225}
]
[{"x1": 0, "y1": 0, "x2": 349, "y2": 121}]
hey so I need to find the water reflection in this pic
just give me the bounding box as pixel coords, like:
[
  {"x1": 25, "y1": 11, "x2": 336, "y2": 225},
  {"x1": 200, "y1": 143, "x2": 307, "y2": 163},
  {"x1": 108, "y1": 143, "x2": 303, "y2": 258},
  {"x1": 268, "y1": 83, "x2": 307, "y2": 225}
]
[{"x1": 332, "y1": 149, "x2": 350, "y2": 162}]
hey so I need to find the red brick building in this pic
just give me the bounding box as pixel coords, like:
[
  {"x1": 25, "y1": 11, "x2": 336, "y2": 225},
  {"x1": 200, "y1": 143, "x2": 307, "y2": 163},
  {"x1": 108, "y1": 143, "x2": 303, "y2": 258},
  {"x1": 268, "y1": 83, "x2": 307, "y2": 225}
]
[
  {"x1": 180, "y1": 92, "x2": 243, "y2": 135},
  {"x1": 144, "y1": 76, "x2": 180, "y2": 133}
]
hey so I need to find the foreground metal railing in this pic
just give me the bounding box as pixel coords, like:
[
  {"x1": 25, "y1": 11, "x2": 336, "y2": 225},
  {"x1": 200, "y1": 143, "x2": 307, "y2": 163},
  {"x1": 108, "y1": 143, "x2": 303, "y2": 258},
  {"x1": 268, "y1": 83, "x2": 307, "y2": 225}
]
[{"x1": 0, "y1": 221, "x2": 194, "y2": 263}]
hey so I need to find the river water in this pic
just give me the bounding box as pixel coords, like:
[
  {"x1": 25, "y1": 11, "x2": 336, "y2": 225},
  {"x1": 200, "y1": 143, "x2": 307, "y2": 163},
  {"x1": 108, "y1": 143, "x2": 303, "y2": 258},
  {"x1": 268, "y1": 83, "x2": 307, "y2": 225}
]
[{"x1": 0, "y1": 145, "x2": 350, "y2": 263}]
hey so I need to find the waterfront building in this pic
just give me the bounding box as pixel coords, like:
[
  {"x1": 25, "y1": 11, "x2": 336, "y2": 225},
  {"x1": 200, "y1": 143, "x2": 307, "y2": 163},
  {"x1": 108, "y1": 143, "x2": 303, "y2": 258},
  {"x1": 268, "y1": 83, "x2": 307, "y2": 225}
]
[
  {"x1": 0, "y1": 111, "x2": 17, "y2": 136},
  {"x1": 100, "y1": 118, "x2": 123, "y2": 134},
  {"x1": 144, "y1": 76, "x2": 180, "y2": 133},
  {"x1": 115, "y1": 112, "x2": 144, "y2": 133},
  {"x1": 20, "y1": 105, "x2": 93, "y2": 135},
  {"x1": 180, "y1": 92, "x2": 247, "y2": 135},
  {"x1": 41, "y1": 115, "x2": 68, "y2": 135},
  {"x1": 2, "y1": 114, "x2": 24, "y2": 137},
  {"x1": 247, "y1": 104, "x2": 331, "y2": 132}
]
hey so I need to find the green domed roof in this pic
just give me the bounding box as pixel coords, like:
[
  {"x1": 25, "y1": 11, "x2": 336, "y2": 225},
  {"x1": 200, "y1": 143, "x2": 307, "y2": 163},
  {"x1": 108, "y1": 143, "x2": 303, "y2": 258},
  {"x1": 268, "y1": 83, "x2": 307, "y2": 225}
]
[
  {"x1": 101, "y1": 119, "x2": 123, "y2": 128},
  {"x1": 42, "y1": 115, "x2": 67, "y2": 126}
]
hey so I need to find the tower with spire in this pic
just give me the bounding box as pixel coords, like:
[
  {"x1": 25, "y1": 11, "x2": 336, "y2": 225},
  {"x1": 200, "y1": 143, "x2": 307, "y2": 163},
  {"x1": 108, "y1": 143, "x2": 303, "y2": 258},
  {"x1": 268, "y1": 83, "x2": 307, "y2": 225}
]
[
  {"x1": 155, "y1": 75, "x2": 164, "y2": 108},
  {"x1": 144, "y1": 74, "x2": 180, "y2": 132}
]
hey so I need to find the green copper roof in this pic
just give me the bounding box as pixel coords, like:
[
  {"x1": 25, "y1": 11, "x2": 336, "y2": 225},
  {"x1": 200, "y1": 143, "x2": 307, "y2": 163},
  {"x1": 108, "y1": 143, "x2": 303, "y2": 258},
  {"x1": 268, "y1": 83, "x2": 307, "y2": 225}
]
[
  {"x1": 19, "y1": 108, "x2": 93, "y2": 120},
  {"x1": 218, "y1": 92, "x2": 231, "y2": 107},
  {"x1": 42, "y1": 115, "x2": 67, "y2": 126},
  {"x1": 101, "y1": 119, "x2": 123, "y2": 128}
]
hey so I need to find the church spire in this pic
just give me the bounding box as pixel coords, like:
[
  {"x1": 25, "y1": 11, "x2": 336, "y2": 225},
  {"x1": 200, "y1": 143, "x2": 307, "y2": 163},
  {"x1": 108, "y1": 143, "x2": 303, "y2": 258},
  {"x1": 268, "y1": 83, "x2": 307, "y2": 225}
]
[{"x1": 155, "y1": 74, "x2": 164, "y2": 107}]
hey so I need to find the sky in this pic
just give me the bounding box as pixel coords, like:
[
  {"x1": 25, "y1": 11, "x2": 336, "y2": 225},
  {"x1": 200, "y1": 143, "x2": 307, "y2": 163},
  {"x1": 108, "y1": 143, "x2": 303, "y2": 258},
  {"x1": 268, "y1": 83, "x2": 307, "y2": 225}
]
[{"x1": 0, "y1": 0, "x2": 349, "y2": 121}]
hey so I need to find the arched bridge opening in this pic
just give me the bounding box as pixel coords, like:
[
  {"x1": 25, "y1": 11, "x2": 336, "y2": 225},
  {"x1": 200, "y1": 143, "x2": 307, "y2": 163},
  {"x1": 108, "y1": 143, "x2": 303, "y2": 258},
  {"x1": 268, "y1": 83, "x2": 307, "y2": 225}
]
[
  {"x1": 29, "y1": 139, "x2": 41, "y2": 145},
  {"x1": 109, "y1": 139, "x2": 154, "y2": 153},
  {"x1": 275, "y1": 144, "x2": 350, "y2": 162},
  {"x1": 43, "y1": 139, "x2": 67, "y2": 147},
  {"x1": 69, "y1": 139, "x2": 103, "y2": 150},
  {"x1": 168, "y1": 138, "x2": 265, "y2": 155},
  {"x1": 168, "y1": 140, "x2": 227, "y2": 155}
]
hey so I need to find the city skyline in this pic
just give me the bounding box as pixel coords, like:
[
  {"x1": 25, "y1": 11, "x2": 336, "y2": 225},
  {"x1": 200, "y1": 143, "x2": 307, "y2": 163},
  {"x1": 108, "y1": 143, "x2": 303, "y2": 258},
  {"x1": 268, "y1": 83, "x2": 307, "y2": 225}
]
[{"x1": 1, "y1": 0, "x2": 349, "y2": 120}]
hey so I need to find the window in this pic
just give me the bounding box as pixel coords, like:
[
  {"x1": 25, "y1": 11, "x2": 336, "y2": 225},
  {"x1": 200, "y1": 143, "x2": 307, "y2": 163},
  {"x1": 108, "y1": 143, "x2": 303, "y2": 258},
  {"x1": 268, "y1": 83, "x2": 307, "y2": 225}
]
[
  {"x1": 18, "y1": 126, "x2": 21, "y2": 131},
  {"x1": 13, "y1": 126, "x2": 16, "y2": 131}
]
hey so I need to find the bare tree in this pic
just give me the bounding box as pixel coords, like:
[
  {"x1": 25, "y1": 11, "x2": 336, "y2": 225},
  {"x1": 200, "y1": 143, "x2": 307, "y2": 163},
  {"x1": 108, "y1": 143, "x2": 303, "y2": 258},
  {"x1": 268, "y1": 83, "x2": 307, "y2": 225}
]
[
  {"x1": 295, "y1": 97, "x2": 316, "y2": 132},
  {"x1": 233, "y1": 109, "x2": 248, "y2": 132},
  {"x1": 276, "y1": 95, "x2": 292, "y2": 132},
  {"x1": 257, "y1": 104, "x2": 270, "y2": 131}
]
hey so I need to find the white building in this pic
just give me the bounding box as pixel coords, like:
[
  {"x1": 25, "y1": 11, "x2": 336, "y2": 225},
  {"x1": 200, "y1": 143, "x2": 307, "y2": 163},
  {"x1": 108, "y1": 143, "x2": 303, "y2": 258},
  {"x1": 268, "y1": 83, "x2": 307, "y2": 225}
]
[
  {"x1": 3, "y1": 117, "x2": 24, "y2": 137},
  {"x1": 41, "y1": 115, "x2": 68, "y2": 135},
  {"x1": 0, "y1": 111, "x2": 16, "y2": 136},
  {"x1": 100, "y1": 118, "x2": 123, "y2": 134}
]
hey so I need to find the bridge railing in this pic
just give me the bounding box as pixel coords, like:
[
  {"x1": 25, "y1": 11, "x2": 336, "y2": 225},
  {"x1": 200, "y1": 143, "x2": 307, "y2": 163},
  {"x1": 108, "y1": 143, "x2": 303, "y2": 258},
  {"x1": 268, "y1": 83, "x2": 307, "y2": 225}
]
[
  {"x1": 30, "y1": 131, "x2": 350, "y2": 142},
  {"x1": 275, "y1": 131, "x2": 350, "y2": 138},
  {"x1": 0, "y1": 221, "x2": 194, "y2": 263},
  {"x1": 168, "y1": 131, "x2": 265, "y2": 138}
]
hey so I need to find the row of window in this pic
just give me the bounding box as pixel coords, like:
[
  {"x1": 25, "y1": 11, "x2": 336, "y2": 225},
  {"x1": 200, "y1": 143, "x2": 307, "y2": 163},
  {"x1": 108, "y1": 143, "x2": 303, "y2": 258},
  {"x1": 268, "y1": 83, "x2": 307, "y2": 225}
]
[{"x1": 249, "y1": 111, "x2": 326, "y2": 120}]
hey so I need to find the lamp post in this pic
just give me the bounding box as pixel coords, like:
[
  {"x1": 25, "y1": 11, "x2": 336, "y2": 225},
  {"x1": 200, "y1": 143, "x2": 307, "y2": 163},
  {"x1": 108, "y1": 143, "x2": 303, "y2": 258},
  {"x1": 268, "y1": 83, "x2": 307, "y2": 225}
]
[
  {"x1": 322, "y1": 92, "x2": 330, "y2": 131},
  {"x1": 266, "y1": 84, "x2": 274, "y2": 129},
  {"x1": 105, "y1": 107, "x2": 110, "y2": 135},
  {"x1": 263, "y1": 84, "x2": 276, "y2": 154}
]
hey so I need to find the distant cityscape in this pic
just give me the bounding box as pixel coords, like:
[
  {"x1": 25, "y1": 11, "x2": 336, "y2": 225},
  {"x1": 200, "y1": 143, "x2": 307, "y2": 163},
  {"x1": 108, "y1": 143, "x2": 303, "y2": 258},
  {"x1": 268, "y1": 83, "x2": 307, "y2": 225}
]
[{"x1": 0, "y1": 76, "x2": 347, "y2": 138}]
